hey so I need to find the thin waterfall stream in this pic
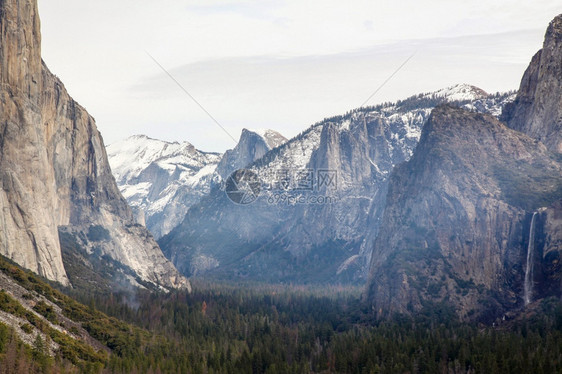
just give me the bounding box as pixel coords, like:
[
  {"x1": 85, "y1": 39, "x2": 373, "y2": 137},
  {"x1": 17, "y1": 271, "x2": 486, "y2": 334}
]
[{"x1": 524, "y1": 212, "x2": 537, "y2": 306}]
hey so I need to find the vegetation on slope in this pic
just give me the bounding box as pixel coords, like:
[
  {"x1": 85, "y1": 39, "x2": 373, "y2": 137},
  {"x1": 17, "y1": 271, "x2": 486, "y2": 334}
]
[{"x1": 1, "y1": 255, "x2": 561, "y2": 373}]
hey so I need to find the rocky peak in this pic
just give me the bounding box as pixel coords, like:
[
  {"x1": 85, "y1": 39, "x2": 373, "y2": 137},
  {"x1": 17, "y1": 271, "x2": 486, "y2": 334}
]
[
  {"x1": 245, "y1": 128, "x2": 287, "y2": 150},
  {"x1": 215, "y1": 128, "x2": 287, "y2": 179},
  {"x1": 107, "y1": 135, "x2": 222, "y2": 239},
  {"x1": 503, "y1": 13, "x2": 562, "y2": 154}
]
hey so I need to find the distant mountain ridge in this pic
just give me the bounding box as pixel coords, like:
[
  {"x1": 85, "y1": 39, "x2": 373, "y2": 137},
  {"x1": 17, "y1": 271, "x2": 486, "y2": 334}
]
[
  {"x1": 107, "y1": 135, "x2": 222, "y2": 239},
  {"x1": 156, "y1": 84, "x2": 515, "y2": 284},
  {"x1": 107, "y1": 129, "x2": 287, "y2": 239}
]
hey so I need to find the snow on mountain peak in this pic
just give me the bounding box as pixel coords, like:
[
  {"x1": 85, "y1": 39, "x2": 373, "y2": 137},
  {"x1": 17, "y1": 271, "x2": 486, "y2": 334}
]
[
  {"x1": 107, "y1": 135, "x2": 202, "y2": 183},
  {"x1": 214, "y1": 129, "x2": 288, "y2": 179},
  {"x1": 431, "y1": 84, "x2": 488, "y2": 102},
  {"x1": 107, "y1": 135, "x2": 222, "y2": 238}
]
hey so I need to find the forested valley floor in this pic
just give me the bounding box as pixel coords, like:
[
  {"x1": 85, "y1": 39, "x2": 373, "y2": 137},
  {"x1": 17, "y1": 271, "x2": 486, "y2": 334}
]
[{"x1": 0, "y1": 258, "x2": 561, "y2": 373}]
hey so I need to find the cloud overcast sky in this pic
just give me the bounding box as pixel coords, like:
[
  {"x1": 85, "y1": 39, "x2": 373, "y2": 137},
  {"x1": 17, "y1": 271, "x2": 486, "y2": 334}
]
[{"x1": 38, "y1": 1, "x2": 560, "y2": 152}]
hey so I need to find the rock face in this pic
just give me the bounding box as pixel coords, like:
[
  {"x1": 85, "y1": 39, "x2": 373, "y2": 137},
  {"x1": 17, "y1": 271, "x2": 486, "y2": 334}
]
[
  {"x1": 366, "y1": 106, "x2": 562, "y2": 319},
  {"x1": 366, "y1": 13, "x2": 562, "y2": 320},
  {"x1": 160, "y1": 85, "x2": 513, "y2": 284},
  {"x1": 107, "y1": 135, "x2": 222, "y2": 239},
  {"x1": 510, "y1": 13, "x2": 562, "y2": 303},
  {"x1": 0, "y1": 0, "x2": 189, "y2": 290},
  {"x1": 0, "y1": 0, "x2": 66, "y2": 284},
  {"x1": 539, "y1": 201, "x2": 562, "y2": 299},
  {"x1": 215, "y1": 129, "x2": 287, "y2": 180},
  {"x1": 503, "y1": 14, "x2": 562, "y2": 154}
]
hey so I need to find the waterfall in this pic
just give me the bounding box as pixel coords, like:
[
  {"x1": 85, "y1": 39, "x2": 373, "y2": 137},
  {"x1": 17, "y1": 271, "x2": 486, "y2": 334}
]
[{"x1": 524, "y1": 212, "x2": 538, "y2": 306}]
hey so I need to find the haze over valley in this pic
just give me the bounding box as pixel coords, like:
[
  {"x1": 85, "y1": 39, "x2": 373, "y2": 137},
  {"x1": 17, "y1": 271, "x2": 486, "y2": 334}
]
[{"x1": 0, "y1": 1, "x2": 561, "y2": 372}]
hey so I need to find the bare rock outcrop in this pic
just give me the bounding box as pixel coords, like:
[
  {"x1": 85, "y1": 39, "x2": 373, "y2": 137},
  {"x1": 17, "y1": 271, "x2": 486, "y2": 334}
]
[
  {"x1": 503, "y1": 14, "x2": 562, "y2": 154},
  {"x1": 367, "y1": 106, "x2": 562, "y2": 319},
  {"x1": 0, "y1": 0, "x2": 189, "y2": 290}
]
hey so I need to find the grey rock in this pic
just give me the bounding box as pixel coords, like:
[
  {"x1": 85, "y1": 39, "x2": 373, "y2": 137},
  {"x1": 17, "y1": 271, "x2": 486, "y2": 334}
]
[
  {"x1": 366, "y1": 14, "x2": 562, "y2": 320},
  {"x1": 366, "y1": 106, "x2": 562, "y2": 319},
  {"x1": 0, "y1": 0, "x2": 189, "y2": 291},
  {"x1": 503, "y1": 14, "x2": 562, "y2": 154},
  {"x1": 215, "y1": 128, "x2": 287, "y2": 180}
]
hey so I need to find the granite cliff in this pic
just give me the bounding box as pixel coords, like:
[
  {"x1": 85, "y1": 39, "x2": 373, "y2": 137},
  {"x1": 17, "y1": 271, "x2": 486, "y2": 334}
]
[
  {"x1": 367, "y1": 14, "x2": 562, "y2": 320},
  {"x1": 0, "y1": 0, "x2": 188, "y2": 290},
  {"x1": 503, "y1": 14, "x2": 562, "y2": 154},
  {"x1": 366, "y1": 106, "x2": 562, "y2": 319}
]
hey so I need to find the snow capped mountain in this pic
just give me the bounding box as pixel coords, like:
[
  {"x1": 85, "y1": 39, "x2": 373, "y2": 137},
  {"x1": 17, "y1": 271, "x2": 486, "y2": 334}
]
[
  {"x1": 253, "y1": 84, "x2": 512, "y2": 189},
  {"x1": 160, "y1": 84, "x2": 515, "y2": 283},
  {"x1": 107, "y1": 130, "x2": 287, "y2": 239},
  {"x1": 424, "y1": 83, "x2": 488, "y2": 102},
  {"x1": 107, "y1": 135, "x2": 222, "y2": 239},
  {"x1": 108, "y1": 135, "x2": 220, "y2": 186}
]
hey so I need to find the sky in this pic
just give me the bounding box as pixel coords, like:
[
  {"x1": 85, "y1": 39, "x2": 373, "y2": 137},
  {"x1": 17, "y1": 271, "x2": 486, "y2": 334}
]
[{"x1": 38, "y1": 1, "x2": 560, "y2": 152}]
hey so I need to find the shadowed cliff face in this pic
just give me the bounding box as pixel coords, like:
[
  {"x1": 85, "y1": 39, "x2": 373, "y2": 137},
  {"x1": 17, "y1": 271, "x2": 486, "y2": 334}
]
[
  {"x1": 503, "y1": 14, "x2": 562, "y2": 154},
  {"x1": 0, "y1": 0, "x2": 189, "y2": 290},
  {"x1": 367, "y1": 106, "x2": 562, "y2": 320},
  {"x1": 367, "y1": 13, "x2": 562, "y2": 321}
]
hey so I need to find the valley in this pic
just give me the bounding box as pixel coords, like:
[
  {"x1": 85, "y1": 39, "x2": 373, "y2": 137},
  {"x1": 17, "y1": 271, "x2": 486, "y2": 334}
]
[{"x1": 0, "y1": 0, "x2": 561, "y2": 372}]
